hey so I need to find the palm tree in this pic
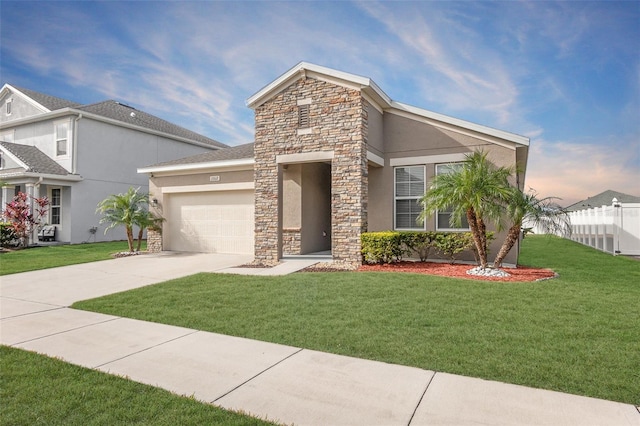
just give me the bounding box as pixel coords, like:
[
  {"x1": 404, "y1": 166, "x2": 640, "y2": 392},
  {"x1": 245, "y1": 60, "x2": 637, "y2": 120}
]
[
  {"x1": 96, "y1": 187, "x2": 149, "y2": 252},
  {"x1": 493, "y1": 189, "x2": 571, "y2": 268},
  {"x1": 133, "y1": 209, "x2": 163, "y2": 252},
  {"x1": 419, "y1": 151, "x2": 513, "y2": 269}
]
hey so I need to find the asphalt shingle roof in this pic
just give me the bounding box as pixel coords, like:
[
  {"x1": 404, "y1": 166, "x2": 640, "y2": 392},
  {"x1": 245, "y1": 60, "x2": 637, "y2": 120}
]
[
  {"x1": 8, "y1": 86, "x2": 227, "y2": 149},
  {"x1": 566, "y1": 190, "x2": 640, "y2": 210},
  {"x1": 12, "y1": 86, "x2": 81, "y2": 111},
  {"x1": 145, "y1": 143, "x2": 254, "y2": 168},
  {"x1": 0, "y1": 142, "x2": 71, "y2": 175},
  {"x1": 77, "y1": 101, "x2": 228, "y2": 148}
]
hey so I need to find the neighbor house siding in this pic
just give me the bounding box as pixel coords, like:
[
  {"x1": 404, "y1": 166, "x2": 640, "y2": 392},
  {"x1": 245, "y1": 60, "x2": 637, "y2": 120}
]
[{"x1": 0, "y1": 92, "x2": 45, "y2": 123}]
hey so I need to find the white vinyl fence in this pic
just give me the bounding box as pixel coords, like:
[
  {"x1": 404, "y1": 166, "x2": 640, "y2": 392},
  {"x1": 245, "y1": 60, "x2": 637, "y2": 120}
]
[{"x1": 568, "y1": 201, "x2": 640, "y2": 256}]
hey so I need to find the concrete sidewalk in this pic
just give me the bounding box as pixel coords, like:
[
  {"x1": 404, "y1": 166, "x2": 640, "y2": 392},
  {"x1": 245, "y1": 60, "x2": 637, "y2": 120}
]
[{"x1": 1, "y1": 253, "x2": 639, "y2": 426}]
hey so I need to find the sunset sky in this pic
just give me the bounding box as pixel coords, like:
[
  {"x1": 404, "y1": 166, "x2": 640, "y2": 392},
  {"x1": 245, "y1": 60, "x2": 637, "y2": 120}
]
[{"x1": 2, "y1": 1, "x2": 638, "y2": 206}]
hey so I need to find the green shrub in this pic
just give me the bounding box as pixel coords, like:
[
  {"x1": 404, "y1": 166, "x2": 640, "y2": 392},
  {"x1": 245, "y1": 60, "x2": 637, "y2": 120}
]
[
  {"x1": 398, "y1": 231, "x2": 438, "y2": 262},
  {"x1": 361, "y1": 231, "x2": 406, "y2": 264},
  {"x1": 433, "y1": 232, "x2": 474, "y2": 264},
  {"x1": 362, "y1": 231, "x2": 485, "y2": 264}
]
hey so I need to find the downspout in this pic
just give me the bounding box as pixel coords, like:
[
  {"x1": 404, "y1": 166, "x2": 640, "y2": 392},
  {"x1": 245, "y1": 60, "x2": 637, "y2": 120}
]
[{"x1": 72, "y1": 114, "x2": 82, "y2": 174}]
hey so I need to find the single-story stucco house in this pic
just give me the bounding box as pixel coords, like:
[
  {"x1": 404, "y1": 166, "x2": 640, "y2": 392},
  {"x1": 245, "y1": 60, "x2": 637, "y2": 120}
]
[{"x1": 139, "y1": 62, "x2": 529, "y2": 268}]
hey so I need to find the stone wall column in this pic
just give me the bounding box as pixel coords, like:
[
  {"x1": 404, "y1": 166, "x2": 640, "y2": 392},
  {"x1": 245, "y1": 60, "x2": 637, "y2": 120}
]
[{"x1": 147, "y1": 228, "x2": 162, "y2": 253}]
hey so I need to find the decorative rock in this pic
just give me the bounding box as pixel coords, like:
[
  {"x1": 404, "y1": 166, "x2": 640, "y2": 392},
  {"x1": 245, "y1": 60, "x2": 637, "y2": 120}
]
[{"x1": 466, "y1": 266, "x2": 511, "y2": 278}]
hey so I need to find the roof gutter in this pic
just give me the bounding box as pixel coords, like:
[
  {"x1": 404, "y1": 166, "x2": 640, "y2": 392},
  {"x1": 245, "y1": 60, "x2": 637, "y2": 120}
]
[{"x1": 138, "y1": 158, "x2": 255, "y2": 175}]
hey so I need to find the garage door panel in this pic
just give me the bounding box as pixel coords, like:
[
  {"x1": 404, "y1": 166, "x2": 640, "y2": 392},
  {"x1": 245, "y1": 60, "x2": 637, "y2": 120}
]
[{"x1": 166, "y1": 191, "x2": 254, "y2": 254}]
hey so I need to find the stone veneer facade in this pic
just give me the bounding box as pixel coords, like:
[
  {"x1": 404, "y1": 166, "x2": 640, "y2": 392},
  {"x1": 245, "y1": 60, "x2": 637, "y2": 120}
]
[
  {"x1": 253, "y1": 77, "x2": 368, "y2": 268},
  {"x1": 146, "y1": 228, "x2": 163, "y2": 253}
]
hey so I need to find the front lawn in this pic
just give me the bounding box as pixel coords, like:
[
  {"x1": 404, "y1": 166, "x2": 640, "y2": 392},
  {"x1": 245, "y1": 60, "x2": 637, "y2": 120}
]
[
  {"x1": 0, "y1": 346, "x2": 275, "y2": 425},
  {"x1": 73, "y1": 236, "x2": 640, "y2": 405},
  {"x1": 0, "y1": 241, "x2": 146, "y2": 275}
]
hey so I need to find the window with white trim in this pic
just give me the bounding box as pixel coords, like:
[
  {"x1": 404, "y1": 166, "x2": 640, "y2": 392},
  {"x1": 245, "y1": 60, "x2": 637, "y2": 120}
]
[
  {"x1": 50, "y1": 188, "x2": 61, "y2": 225},
  {"x1": 435, "y1": 163, "x2": 470, "y2": 230},
  {"x1": 394, "y1": 166, "x2": 426, "y2": 230},
  {"x1": 55, "y1": 121, "x2": 69, "y2": 157},
  {"x1": 6, "y1": 98, "x2": 12, "y2": 115}
]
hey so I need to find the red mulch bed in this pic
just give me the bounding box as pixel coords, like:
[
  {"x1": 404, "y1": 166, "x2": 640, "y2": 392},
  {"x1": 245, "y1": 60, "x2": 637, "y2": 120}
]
[{"x1": 358, "y1": 261, "x2": 557, "y2": 282}]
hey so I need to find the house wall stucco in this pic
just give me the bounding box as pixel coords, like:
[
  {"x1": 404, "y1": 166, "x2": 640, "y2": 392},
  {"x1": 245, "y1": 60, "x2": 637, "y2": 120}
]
[
  {"x1": 66, "y1": 117, "x2": 215, "y2": 244},
  {"x1": 365, "y1": 112, "x2": 521, "y2": 265},
  {"x1": 1, "y1": 91, "x2": 45, "y2": 123},
  {"x1": 366, "y1": 102, "x2": 384, "y2": 157}
]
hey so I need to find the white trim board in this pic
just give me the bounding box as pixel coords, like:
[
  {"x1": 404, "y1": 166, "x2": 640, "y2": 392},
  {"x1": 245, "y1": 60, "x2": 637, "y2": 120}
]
[
  {"x1": 161, "y1": 182, "x2": 254, "y2": 194},
  {"x1": 390, "y1": 153, "x2": 468, "y2": 167}
]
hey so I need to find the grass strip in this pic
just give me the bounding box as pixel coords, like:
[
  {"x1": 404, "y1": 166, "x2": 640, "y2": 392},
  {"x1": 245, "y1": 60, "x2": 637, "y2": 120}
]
[
  {"x1": 0, "y1": 241, "x2": 145, "y2": 275},
  {"x1": 0, "y1": 346, "x2": 276, "y2": 426}
]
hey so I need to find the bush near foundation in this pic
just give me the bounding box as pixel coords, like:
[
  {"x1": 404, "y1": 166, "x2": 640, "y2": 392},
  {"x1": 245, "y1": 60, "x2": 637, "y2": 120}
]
[{"x1": 361, "y1": 231, "x2": 494, "y2": 265}]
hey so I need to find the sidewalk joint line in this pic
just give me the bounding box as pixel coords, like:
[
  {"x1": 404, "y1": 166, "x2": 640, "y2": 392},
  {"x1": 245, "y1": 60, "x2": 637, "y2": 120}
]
[
  {"x1": 212, "y1": 347, "x2": 304, "y2": 403},
  {"x1": 93, "y1": 329, "x2": 199, "y2": 369},
  {"x1": 407, "y1": 371, "x2": 437, "y2": 426},
  {"x1": 8, "y1": 314, "x2": 120, "y2": 346},
  {"x1": 0, "y1": 304, "x2": 66, "y2": 320}
]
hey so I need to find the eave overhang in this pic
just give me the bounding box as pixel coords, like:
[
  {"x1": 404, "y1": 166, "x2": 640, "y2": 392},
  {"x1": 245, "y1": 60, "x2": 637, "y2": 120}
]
[{"x1": 246, "y1": 62, "x2": 530, "y2": 149}]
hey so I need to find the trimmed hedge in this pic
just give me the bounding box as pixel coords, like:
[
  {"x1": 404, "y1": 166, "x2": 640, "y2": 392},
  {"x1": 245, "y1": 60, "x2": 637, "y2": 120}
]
[{"x1": 361, "y1": 231, "x2": 493, "y2": 265}]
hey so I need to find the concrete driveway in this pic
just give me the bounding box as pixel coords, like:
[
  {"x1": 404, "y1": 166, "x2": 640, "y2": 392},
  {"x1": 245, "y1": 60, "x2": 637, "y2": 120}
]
[
  {"x1": 1, "y1": 252, "x2": 639, "y2": 426},
  {"x1": 1, "y1": 251, "x2": 252, "y2": 309}
]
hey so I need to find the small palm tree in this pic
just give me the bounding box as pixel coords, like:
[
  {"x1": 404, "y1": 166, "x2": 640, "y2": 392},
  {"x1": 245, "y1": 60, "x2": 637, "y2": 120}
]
[
  {"x1": 493, "y1": 189, "x2": 571, "y2": 267},
  {"x1": 133, "y1": 209, "x2": 164, "y2": 252},
  {"x1": 96, "y1": 187, "x2": 149, "y2": 252},
  {"x1": 419, "y1": 151, "x2": 513, "y2": 269}
]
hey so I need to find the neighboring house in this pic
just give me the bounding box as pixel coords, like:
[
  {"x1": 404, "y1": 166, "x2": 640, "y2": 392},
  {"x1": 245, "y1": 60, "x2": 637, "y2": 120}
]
[
  {"x1": 0, "y1": 84, "x2": 226, "y2": 244},
  {"x1": 139, "y1": 62, "x2": 530, "y2": 268},
  {"x1": 565, "y1": 189, "x2": 640, "y2": 211}
]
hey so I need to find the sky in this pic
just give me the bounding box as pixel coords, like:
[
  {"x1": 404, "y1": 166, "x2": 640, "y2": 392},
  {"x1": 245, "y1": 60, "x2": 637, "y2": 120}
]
[{"x1": 1, "y1": 1, "x2": 638, "y2": 206}]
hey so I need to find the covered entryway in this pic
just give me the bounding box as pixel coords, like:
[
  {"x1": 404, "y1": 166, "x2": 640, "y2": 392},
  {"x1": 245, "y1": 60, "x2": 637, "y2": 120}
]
[
  {"x1": 165, "y1": 190, "x2": 254, "y2": 254},
  {"x1": 281, "y1": 162, "x2": 332, "y2": 255}
]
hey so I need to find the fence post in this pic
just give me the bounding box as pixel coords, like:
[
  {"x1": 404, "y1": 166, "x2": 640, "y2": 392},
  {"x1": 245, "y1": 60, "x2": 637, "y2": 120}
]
[{"x1": 612, "y1": 198, "x2": 621, "y2": 256}]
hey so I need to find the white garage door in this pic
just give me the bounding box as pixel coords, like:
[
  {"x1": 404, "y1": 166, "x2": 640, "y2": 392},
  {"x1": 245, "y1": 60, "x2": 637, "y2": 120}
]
[{"x1": 166, "y1": 190, "x2": 254, "y2": 254}]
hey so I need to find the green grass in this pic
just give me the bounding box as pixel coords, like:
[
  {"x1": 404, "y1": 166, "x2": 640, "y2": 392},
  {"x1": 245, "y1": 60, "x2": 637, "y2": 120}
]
[
  {"x1": 0, "y1": 241, "x2": 146, "y2": 275},
  {"x1": 0, "y1": 346, "x2": 276, "y2": 425},
  {"x1": 74, "y1": 236, "x2": 640, "y2": 405}
]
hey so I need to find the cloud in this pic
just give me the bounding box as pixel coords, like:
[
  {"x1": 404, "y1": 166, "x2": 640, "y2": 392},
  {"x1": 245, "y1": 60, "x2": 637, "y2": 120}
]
[
  {"x1": 526, "y1": 136, "x2": 640, "y2": 206},
  {"x1": 357, "y1": 1, "x2": 520, "y2": 127}
]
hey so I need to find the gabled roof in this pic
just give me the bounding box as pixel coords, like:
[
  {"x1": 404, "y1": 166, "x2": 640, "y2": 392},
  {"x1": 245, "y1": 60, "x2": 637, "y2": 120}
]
[
  {"x1": 138, "y1": 143, "x2": 254, "y2": 174},
  {"x1": 10, "y1": 86, "x2": 81, "y2": 111},
  {"x1": 566, "y1": 190, "x2": 640, "y2": 211},
  {"x1": 76, "y1": 101, "x2": 227, "y2": 148},
  {"x1": 0, "y1": 141, "x2": 72, "y2": 175},
  {"x1": 246, "y1": 62, "x2": 529, "y2": 147},
  {"x1": 1, "y1": 84, "x2": 227, "y2": 149}
]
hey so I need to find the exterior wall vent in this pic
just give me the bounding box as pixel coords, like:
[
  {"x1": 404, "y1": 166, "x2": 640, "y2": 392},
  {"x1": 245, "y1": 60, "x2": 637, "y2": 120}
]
[{"x1": 298, "y1": 104, "x2": 310, "y2": 128}]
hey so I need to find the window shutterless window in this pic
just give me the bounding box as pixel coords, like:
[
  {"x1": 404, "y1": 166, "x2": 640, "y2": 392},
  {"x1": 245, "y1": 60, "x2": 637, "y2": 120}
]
[
  {"x1": 55, "y1": 122, "x2": 68, "y2": 157},
  {"x1": 6, "y1": 99, "x2": 12, "y2": 115},
  {"x1": 50, "y1": 188, "x2": 61, "y2": 225},
  {"x1": 394, "y1": 166, "x2": 426, "y2": 230},
  {"x1": 435, "y1": 163, "x2": 470, "y2": 230}
]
